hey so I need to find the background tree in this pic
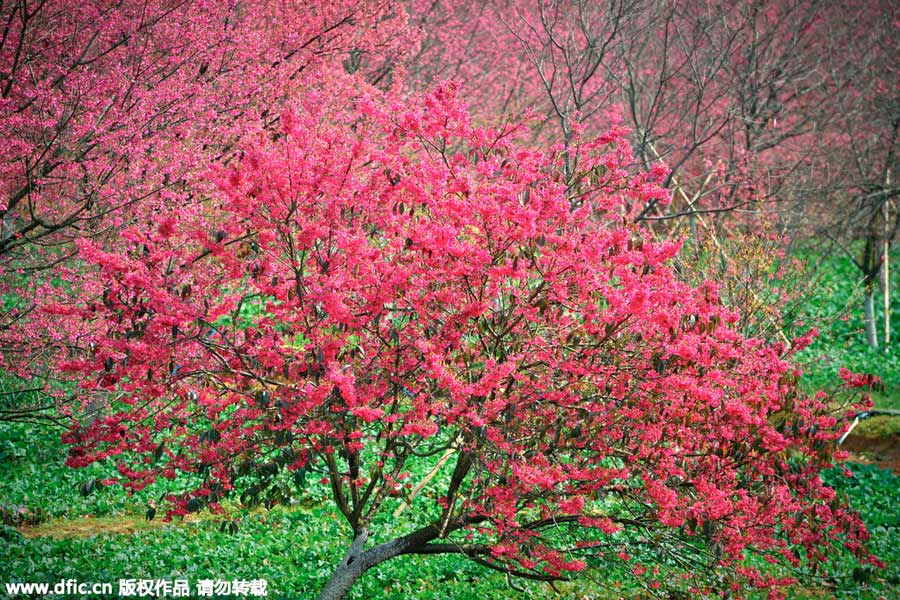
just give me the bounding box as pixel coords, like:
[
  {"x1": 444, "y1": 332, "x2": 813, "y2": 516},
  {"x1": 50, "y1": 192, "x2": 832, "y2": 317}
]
[
  {"x1": 408, "y1": 0, "x2": 833, "y2": 216},
  {"x1": 811, "y1": 0, "x2": 900, "y2": 349},
  {"x1": 0, "y1": 0, "x2": 415, "y2": 418},
  {"x1": 0, "y1": 0, "x2": 411, "y2": 268},
  {"x1": 405, "y1": 0, "x2": 900, "y2": 349}
]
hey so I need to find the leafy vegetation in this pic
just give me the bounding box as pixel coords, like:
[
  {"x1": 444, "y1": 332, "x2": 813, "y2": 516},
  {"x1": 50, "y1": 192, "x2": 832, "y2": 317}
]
[
  {"x1": 819, "y1": 464, "x2": 900, "y2": 596},
  {"x1": 793, "y1": 247, "x2": 900, "y2": 437}
]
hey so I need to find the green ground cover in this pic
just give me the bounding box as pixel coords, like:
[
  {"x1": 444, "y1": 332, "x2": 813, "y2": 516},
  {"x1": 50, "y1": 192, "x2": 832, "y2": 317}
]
[
  {"x1": 794, "y1": 248, "x2": 899, "y2": 391},
  {"x1": 793, "y1": 246, "x2": 900, "y2": 436}
]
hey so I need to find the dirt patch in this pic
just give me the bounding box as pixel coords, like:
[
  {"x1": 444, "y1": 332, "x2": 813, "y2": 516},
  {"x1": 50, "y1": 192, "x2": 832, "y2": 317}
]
[
  {"x1": 841, "y1": 433, "x2": 900, "y2": 475},
  {"x1": 16, "y1": 514, "x2": 194, "y2": 539}
]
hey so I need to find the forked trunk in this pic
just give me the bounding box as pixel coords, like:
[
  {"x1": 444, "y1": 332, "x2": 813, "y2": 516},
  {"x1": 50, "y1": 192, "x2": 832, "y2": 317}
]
[
  {"x1": 316, "y1": 524, "x2": 443, "y2": 600},
  {"x1": 316, "y1": 529, "x2": 369, "y2": 600}
]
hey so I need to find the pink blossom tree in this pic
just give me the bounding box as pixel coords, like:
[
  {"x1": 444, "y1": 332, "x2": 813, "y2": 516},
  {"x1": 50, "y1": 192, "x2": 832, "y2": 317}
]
[
  {"x1": 41, "y1": 84, "x2": 877, "y2": 599},
  {"x1": 406, "y1": 0, "x2": 888, "y2": 230},
  {"x1": 0, "y1": 0, "x2": 415, "y2": 414},
  {"x1": 0, "y1": 0, "x2": 412, "y2": 266},
  {"x1": 404, "y1": 0, "x2": 899, "y2": 352}
]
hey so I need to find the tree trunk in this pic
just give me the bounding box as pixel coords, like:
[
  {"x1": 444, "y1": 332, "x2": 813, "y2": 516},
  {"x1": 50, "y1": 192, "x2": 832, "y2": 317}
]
[
  {"x1": 316, "y1": 529, "x2": 370, "y2": 600},
  {"x1": 884, "y1": 169, "x2": 892, "y2": 350},
  {"x1": 316, "y1": 524, "x2": 445, "y2": 600},
  {"x1": 864, "y1": 289, "x2": 879, "y2": 349},
  {"x1": 883, "y1": 242, "x2": 891, "y2": 350}
]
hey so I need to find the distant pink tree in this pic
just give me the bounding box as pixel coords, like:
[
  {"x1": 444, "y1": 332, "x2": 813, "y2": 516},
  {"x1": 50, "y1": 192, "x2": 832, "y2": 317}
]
[
  {"x1": 811, "y1": 0, "x2": 900, "y2": 348},
  {"x1": 406, "y1": 0, "x2": 890, "y2": 230},
  {"x1": 0, "y1": 0, "x2": 412, "y2": 262}
]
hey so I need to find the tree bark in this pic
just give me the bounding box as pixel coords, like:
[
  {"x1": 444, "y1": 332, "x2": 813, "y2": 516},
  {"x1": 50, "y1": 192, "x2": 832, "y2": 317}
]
[
  {"x1": 883, "y1": 241, "x2": 890, "y2": 350},
  {"x1": 884, "y1": 170, "x2": 892, "y2": 350},
  {"x1": 316, "y1": 524, "x2": 445, "y2": 600},
  {"x1": 316, "y1": 529, "x2": 370, "y2": 600},
  {"x1": 864, "y1": 288, "x2": 879, "y2": 349}
]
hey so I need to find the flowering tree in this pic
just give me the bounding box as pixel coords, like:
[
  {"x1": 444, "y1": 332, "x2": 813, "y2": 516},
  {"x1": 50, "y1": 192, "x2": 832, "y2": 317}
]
[
  {"x1": 0, "y1": 0, "x2": 414, "y2": 417},
  {"x1": 41, "y1": 84, "x2": 876, "y2": 599},
  {"x1": 0, "y1": 0, "x2": 411, "y2": 265}
]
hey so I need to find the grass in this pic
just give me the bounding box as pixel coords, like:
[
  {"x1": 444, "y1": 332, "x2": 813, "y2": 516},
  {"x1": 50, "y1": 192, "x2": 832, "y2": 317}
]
[
  {"x1": 820, "y1": 463, "x2": 900, "y2": 595},
  {"x1": 792, "y1": 247, "x2": 898, "y2": 391}
]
